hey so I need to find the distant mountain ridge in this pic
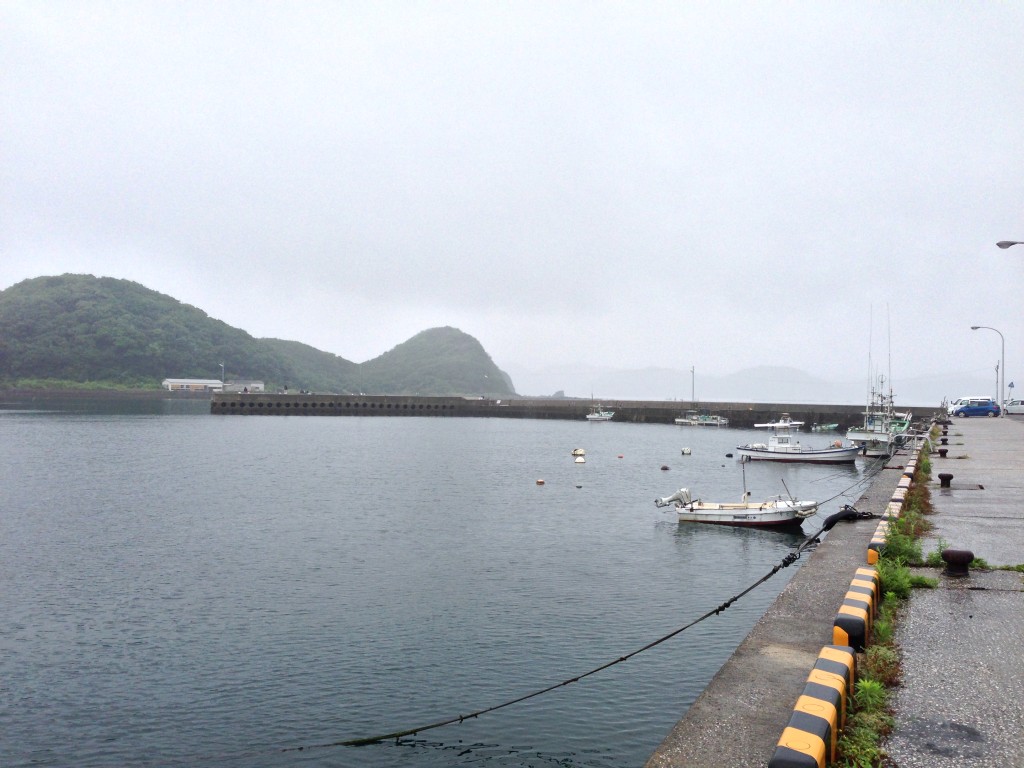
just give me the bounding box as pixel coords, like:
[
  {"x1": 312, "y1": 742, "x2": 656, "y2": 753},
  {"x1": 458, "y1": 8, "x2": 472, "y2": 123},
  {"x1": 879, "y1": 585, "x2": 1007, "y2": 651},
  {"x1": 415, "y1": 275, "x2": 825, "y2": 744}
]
[{"x1": 0, "y1": 274, "x2": 516, "y2": 396}]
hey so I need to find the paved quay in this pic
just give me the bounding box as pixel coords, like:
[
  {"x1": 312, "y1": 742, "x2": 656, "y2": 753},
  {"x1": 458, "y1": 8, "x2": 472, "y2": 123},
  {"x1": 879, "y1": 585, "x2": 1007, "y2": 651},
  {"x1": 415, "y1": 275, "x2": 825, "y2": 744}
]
[
  {"x1": 886, "y1": 415, "x2": 1024, "y2": 768},
  {"x1": 646, "y1": 413, "x2": 1024, "y2": 768}
]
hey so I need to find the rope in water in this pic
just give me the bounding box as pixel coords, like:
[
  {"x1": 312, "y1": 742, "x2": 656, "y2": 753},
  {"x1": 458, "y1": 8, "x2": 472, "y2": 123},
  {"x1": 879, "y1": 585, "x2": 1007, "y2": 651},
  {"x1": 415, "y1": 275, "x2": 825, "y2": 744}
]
[{"x1": 281, "y1": 507, "x2": 862, "y2": 753}]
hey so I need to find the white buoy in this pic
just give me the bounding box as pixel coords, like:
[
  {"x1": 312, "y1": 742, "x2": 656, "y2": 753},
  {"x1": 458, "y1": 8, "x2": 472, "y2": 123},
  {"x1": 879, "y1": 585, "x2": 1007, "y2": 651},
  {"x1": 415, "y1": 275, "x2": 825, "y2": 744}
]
[
  {"x1": 571, "y1": 448, "x2": 586, "y2": 456},
  {"x1": 574, "y1": 456, "x2": 586, "y2": 464},
  {"x1": 681, "y1": 447, "x2": 692, "y2": 455}
]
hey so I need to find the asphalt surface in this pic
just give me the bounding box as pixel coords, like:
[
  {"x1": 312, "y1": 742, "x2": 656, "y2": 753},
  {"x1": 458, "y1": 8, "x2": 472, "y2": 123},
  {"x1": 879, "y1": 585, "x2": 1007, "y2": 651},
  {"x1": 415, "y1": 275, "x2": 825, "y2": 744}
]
[
  {"x1": 644, "y1": 414, "x2": 1024, "y2": 768},
  {"x1": 886, "y1": 415, "x2": 1024, "y2": 768}
]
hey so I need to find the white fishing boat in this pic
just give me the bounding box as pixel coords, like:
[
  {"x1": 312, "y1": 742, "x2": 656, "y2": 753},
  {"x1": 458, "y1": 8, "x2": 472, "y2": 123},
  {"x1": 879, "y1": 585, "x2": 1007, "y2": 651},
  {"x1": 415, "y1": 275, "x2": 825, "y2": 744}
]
[
  {"x1": 846, "y1": 382, "x2": 913, "y2": 457},
  {"x1": 585, "y1": 405, "x2": 615, "y2": 421},
  {"x1": 736, "y1": 414, "x2": 860, "y2": 463},
  {"x1": 654, "y1": 487, "x2": 818, "y2": 527},
  {"x1": 674, "y1": 409, "x2": 729, "y2": 427}
]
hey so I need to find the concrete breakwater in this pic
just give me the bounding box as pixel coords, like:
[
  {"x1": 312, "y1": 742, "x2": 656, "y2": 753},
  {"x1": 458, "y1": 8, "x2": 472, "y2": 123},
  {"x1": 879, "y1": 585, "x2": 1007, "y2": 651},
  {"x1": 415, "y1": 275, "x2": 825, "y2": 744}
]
[{"x1": 209, "y1": 393, "x2": 909, "y2": 430}]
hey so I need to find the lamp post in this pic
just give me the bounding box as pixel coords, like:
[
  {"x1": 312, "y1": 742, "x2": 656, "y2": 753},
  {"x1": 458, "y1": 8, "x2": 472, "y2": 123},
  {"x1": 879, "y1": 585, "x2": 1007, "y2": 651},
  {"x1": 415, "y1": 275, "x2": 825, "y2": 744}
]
[
  {"x1": 219, "y1": 362, "x2": 225, "y2": 388},
  {"x1": 996, "y1": 241, "x2": 1023, "y2": 249},
  {"x1": 971, "y1": 326, "x2": 1005, "y2": 416}
]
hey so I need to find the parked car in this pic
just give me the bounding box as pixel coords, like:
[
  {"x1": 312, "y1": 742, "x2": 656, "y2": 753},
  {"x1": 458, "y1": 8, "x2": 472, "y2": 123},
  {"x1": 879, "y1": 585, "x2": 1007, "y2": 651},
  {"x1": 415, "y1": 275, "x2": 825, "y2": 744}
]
[
  {"x1": 952, "y1": 398, "x2": 1001, "y2": 417},
  {"x1": 947, "y1": 395, "x2": 989, "y2": 415},
  {"x1": 1004, "y1": 399, "x2": 1024, "y2": 415}
]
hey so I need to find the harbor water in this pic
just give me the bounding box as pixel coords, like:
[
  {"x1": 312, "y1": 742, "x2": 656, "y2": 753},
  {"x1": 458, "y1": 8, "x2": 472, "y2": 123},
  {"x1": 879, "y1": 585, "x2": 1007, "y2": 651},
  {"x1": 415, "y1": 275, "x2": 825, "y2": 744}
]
[{"x1": 0, "y1": 400, "x2": 872, "y2": 768}]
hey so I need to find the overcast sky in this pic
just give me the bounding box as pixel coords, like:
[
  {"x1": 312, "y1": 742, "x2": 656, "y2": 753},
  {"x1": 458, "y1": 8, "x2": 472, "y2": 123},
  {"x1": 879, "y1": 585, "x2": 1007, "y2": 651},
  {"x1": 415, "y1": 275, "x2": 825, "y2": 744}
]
[{"x1": 2, "y1": 1, "x2": 1022, "y2": 400}]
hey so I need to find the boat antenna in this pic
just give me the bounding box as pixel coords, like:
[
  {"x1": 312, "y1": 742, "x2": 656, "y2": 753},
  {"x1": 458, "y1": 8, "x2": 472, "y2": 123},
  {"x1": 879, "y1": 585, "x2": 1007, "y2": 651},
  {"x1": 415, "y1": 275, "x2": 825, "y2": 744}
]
[
  {"x1": 781, "y1": 478, "x2": 794, "y2": 501},
  {"x1": 866, "y1": 305, "x2": 874, "y2": 408},
  {"x1": 886, "y1": 303, "x2": 894, "y2": 401}
]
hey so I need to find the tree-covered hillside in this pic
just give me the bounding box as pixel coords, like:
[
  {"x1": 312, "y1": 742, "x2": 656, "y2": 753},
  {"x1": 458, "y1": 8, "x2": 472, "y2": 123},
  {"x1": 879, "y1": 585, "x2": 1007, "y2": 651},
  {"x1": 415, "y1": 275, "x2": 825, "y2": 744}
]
[
  {"x1": 0, "y1": 274, "x2": 516, "y2": 396},
  {"x1": 359, "y1": 327, "x2": 515, "y2": 395}
]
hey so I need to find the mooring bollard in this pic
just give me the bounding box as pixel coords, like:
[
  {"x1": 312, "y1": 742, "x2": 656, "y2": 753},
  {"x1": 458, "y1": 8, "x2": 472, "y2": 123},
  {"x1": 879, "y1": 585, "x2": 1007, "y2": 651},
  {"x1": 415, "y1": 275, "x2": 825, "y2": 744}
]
[
  {"x1": 938, "y1": 448, "x2": 948, "y2": 458},
  {"x1": 938, "y1": 472, "x2": 953, "y2": 488},
  {"x1": 941, "y1": 549, "x2": 974, "y2": 577},
  {"x1": 939, "y1": 437, "x2": 949, "y2": 446}
]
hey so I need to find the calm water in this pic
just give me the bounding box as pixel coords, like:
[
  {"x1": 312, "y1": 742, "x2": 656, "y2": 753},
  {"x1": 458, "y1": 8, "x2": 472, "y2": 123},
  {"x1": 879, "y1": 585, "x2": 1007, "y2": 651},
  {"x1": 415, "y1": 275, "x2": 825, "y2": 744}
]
[{"x1": 0, "y1": 401, "x2": 871, "y2": 768}]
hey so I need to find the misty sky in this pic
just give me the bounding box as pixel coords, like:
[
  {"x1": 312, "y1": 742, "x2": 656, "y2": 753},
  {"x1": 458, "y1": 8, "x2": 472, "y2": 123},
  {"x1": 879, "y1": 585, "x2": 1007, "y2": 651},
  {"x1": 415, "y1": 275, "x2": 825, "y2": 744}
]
[{"x1": 2, "y1": 2, "x2": 1022, "y2": 400}]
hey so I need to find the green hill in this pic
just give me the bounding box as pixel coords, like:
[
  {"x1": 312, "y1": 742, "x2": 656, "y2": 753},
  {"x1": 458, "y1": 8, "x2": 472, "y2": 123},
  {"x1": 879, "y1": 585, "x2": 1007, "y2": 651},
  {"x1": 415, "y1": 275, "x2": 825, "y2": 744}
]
[
  {"x1": 360, "y1": 327, "x2": 516, "y2": 395},
  {"x1": 0, "y1": 274, "x2": 517, "y2": 396}
]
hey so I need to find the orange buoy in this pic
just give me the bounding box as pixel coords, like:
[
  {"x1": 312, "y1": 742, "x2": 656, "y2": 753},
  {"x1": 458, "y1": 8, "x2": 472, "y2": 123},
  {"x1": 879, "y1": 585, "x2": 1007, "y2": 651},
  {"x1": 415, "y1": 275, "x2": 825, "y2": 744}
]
[{"x1": 536, "y1": 479, "x2": 545, "y2": 485}]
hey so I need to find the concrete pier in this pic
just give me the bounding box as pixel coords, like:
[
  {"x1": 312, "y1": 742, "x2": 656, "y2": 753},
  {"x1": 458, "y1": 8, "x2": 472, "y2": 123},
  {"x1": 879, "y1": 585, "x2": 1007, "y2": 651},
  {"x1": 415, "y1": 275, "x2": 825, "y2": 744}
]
[{"x1": 209, "y1": 392, "x2": 909, "y2": 430}]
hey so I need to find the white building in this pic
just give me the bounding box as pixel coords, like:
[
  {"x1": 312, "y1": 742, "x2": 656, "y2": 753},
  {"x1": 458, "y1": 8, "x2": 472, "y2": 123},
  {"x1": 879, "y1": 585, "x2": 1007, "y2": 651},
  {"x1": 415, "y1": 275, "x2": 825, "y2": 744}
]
[{"x1": 161, "y1": 378, "x2": 223, "y2": 392}]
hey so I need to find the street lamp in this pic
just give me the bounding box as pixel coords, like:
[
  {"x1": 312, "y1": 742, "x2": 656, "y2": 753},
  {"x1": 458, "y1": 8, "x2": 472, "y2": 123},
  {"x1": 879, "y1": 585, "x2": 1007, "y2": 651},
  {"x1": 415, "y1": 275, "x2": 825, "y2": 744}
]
[
  {"x1": 971, "y1": 326, "x2": 1005, "y2": 416},
  {"x1": 219, "y1": 362, "x2": 225, "y2": 386},
  {"x1": 996, "y1": 241, "x2": 1023, "y2": 249}
]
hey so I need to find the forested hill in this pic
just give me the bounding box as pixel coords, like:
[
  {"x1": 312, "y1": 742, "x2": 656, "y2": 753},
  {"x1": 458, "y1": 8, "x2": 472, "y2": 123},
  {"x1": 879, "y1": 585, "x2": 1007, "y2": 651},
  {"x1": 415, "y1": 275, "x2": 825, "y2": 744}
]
[{"x1": 0, "y1": 274, "x2": 516, "y2": 396}]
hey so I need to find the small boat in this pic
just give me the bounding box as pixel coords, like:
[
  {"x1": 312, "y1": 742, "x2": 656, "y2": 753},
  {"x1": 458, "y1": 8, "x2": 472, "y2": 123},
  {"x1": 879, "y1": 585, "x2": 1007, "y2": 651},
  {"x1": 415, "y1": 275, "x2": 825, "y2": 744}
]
[
  {"x1": 654, "y1": 487, "x2": 818, "y2": 527},
  {"x1": 586, "y1": 405, "x2": 615, "y2": 421},
  {"x1": 811, "y1": 423, "x2": 839, "y2": 432},
  {"x1": 674, "y1": 409, "x2": 729, "y2": 427},
  {"x1": 736, "y1": 414, "x2": 860, "y2": 463}
]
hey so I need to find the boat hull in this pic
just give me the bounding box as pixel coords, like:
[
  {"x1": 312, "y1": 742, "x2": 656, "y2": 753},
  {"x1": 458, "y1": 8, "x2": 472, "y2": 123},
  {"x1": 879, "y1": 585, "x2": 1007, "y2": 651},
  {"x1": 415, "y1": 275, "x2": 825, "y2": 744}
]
[
  {"x1": 735, "y1": 445, "x2": 861, "y2": 463},
  {"x1": 676, "y1": 500, "x2": 817, "y2": 527}
]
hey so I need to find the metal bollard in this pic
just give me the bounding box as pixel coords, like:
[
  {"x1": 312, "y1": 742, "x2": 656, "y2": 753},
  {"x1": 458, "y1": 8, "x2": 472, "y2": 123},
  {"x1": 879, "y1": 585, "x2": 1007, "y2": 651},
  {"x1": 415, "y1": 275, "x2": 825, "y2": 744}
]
[
  {"x1": 938, "y1": 473, "x2": 953, "y2": 488},
  {"x1": 941, "y1": 549, "x2": 973, "y2": 577},
  {"x1": 938, "y1": 448, "x2": 948, "y2": 458}
]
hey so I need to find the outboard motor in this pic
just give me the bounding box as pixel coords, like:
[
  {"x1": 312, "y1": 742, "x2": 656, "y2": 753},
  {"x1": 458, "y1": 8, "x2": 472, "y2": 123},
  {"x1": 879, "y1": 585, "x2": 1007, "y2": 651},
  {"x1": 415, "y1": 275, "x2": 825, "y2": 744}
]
[{"x1": 655, "y1": 488, "x2": 691, "y2": 507}]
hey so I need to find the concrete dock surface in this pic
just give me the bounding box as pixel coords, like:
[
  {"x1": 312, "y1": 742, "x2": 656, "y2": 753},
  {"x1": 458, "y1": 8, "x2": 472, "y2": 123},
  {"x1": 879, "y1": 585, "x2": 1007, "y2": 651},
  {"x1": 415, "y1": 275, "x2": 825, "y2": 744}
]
[
  {"x1": 645, "y1": 414, "x2": 1024, "y2": 768},
  {"x1": 886, "y1": 415, "x2": 1024, "y2": 768}
]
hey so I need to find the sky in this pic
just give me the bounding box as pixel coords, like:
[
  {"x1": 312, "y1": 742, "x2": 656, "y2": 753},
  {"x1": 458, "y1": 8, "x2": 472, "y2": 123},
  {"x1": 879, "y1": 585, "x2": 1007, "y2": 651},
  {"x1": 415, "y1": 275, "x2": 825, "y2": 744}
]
[{"x1": 2, "y1": 1, "x2": 1022, "y2": 403}]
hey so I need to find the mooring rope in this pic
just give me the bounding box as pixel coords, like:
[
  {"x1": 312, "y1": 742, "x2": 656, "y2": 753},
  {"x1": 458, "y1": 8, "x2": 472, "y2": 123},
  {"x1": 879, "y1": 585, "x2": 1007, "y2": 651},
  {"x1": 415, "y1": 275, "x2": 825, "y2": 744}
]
[
  {"x1": 280, "y1": 507, "x2": 860, "y2": 753},
  {"x1": 814, "y1": 455, "x2": 886, "y2": 508}
]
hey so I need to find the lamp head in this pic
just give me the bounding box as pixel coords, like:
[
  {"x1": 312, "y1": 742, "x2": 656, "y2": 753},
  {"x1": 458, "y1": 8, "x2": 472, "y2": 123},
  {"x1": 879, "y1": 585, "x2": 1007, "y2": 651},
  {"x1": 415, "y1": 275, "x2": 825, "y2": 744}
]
[
  {"x1": 997, "y1": 241, "x2": 1023, "y2": 249},
  {"x1": 971, "y1": 326, "x2": 980, "y2": 330}
]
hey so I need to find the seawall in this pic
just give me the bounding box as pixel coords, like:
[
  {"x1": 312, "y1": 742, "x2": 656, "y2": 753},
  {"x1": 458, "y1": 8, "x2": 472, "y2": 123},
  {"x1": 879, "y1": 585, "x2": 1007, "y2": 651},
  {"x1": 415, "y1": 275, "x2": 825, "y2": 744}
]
[{"x1": 209, "y1": 393, "x2": 929, "y2": 430}]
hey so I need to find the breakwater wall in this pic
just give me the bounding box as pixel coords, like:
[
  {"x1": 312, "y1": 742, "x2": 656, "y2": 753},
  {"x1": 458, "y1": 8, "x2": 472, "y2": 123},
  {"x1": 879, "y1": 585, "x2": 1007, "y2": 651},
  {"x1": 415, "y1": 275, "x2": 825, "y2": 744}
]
[{"x1": 209, "y1": 393, "x2": 929, "y2": 429}]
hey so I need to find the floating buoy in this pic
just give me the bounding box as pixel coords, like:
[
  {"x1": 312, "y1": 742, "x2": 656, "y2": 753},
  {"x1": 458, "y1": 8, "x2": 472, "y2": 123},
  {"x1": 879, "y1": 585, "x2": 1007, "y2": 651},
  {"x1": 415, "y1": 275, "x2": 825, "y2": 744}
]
[
  {"x1": 617, "y1": 454, "x2": 624, "y2": 459},
  {"x1": 575, "y1": 484, "x2": 583, "y2": 489},
  {"x1": 725, "y1": 453, "x2": 734, "y2": 458},
  {"x1": 574, "y1": 456, "x2": 586, "y2": 464},
  {"x1": 681, "y1": 448, "x2": 692, "y2": 455},
  {"x1": 661, "y1": 465, "x2": 670, "y2": 471},
  {"x1": 571, "y1": 448, "x2": 586, "y2": 456},
  {"x1": 536, "y1": 479, "x2": 545, "y2": 485}
]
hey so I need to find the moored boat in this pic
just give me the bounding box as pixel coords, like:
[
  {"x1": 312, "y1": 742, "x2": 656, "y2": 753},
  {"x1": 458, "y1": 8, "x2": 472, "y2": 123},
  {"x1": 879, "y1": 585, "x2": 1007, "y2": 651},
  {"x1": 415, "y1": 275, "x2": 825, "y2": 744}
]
[
  {"x1": 736, "y1": 414, "x2": 860, "y2": 463},
  {"x1": 585, "y1": 405, "x2": 615, "y2": 421},
  {"x1": 654, "y1": 487, "x2": 818, "y2": 527},
  {"x1": 846, "y1": 385, "x2": 913, "y2": 457},
  {"x1": 674, "y1": 409, "x2": 729, "y2": 427}
]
